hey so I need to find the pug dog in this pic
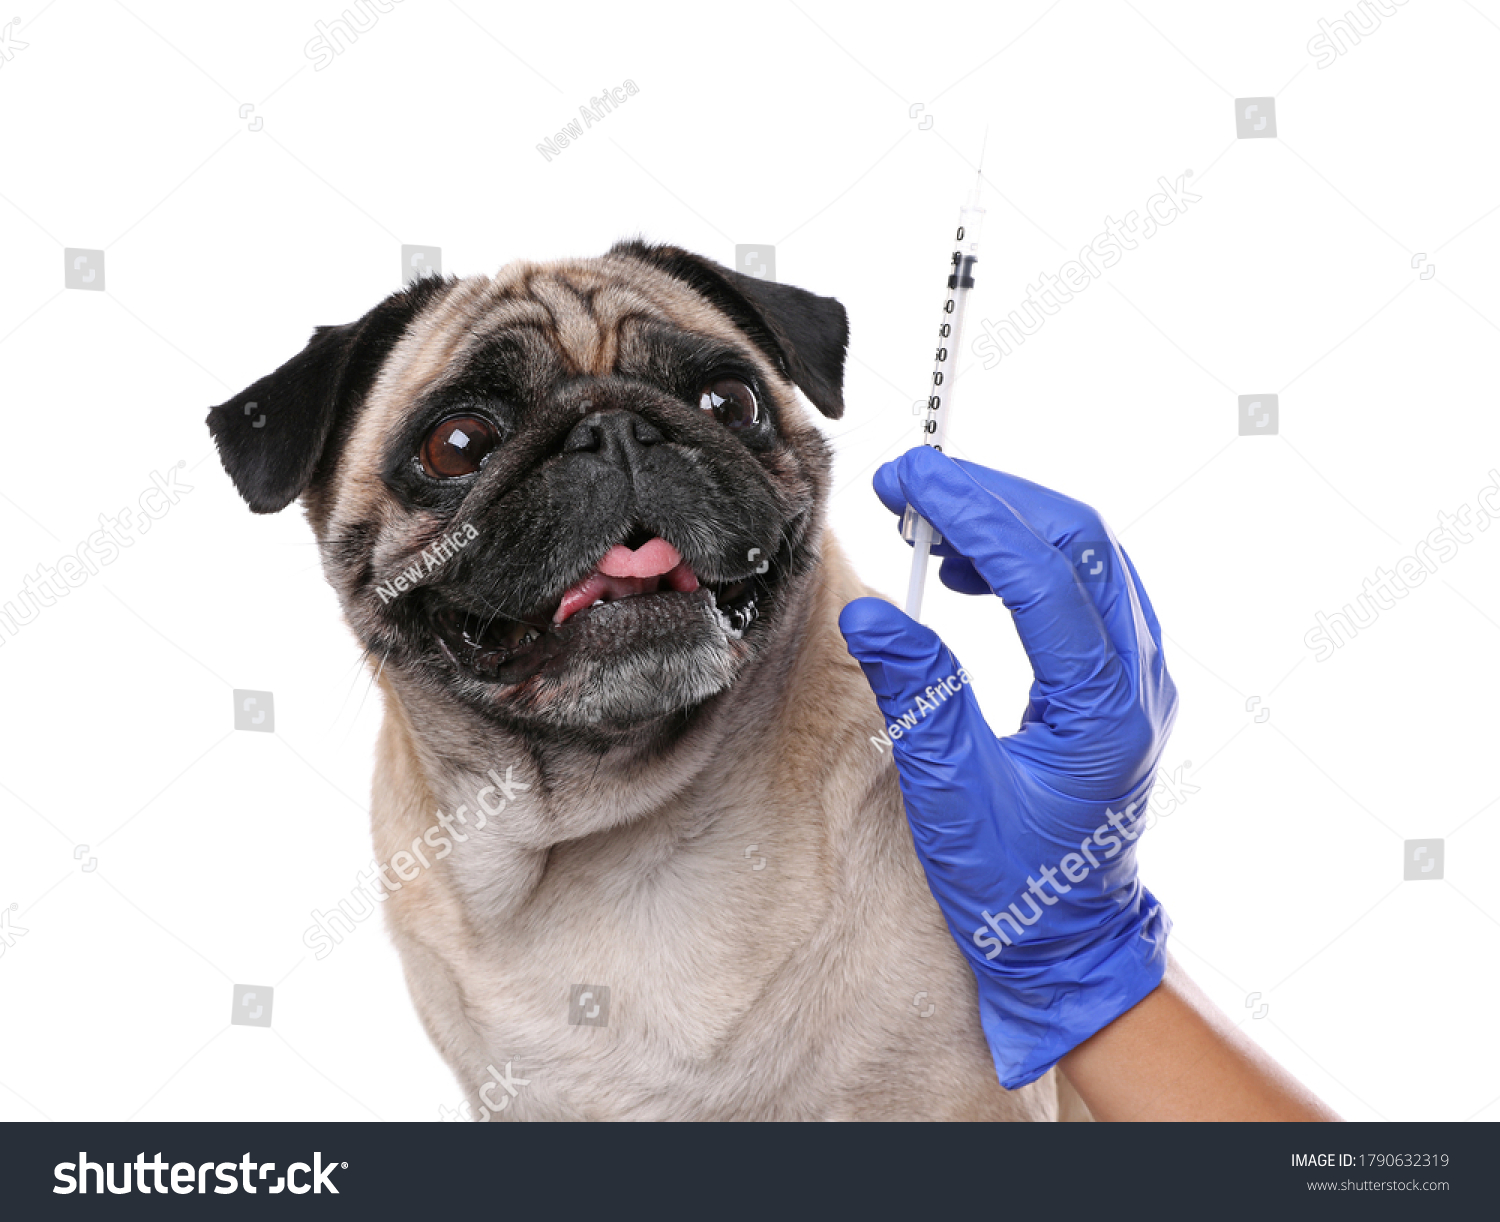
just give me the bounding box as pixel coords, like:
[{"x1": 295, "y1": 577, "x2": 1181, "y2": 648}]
[{"x1": 207, "y1": 241, "x2": 1084, "y2": 1120}]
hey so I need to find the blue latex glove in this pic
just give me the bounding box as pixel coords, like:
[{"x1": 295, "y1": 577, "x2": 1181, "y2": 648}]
[{"x1": 838, "y1": 446, "x2": 1178, "y2": 1090}]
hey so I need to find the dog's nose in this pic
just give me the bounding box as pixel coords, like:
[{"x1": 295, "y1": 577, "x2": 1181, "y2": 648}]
[{"x1": 563, "y1": 410, "x2": 664, "y2": 458}]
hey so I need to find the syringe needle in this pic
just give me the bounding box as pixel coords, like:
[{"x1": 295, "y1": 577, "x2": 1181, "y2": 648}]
[{"x1": 967, "y1": 126, "x2": 988, "y2": 209}]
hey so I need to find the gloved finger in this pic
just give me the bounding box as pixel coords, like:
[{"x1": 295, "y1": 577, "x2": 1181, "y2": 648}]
[
  {"x1": 886, "y1": 451, "x2": 1166, "y2": 675},
  {"x1": 932, "y1": 547, "x2": 1058, "y2": 600},
  {"x1": 1117, "y1": 545, "x2": 1164, "y2": 657},
  {"x1": 889, "y1": 448, "x2": 1127, "y2": 714},
  {"x1": 872, "y1": 459, "x2": 965, "y2": 559},
  {"x1": 938, "y1": 553, "x2": 990, "y2": 596},
  {"x1": 839, "y1": 597, "x2": 995, "y2": 776},
  {"x1": 838, "y1": 596, "x2": 1010, "y2": 860},
  {"x1": 872, "y1": 459, "x2": 907, "y2": 516}
]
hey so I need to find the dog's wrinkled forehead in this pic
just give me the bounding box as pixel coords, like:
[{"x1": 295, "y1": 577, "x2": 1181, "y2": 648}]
[
  {"x1": 389, "y1": 254, "x2": 781, "y2": 413},
  {"x1": 335, "y1": 256, "x2": 800, "y2": 516}
]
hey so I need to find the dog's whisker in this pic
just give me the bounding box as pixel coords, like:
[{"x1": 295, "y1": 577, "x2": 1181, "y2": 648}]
[
  {"x1": 352, "y1": 646, "x2": 391, "y2": 727},
  {"x1": 332, "y1": 643, "x2": 378, "y2": 729},
  {"x1": 471, "y1": 592, "x2": 550, "y2": 633},
  {"x1": 336, "y1": 651, "x2": 380, "y2": 743}
]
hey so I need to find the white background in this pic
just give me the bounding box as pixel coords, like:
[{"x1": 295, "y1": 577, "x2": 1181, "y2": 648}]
[{"x1": 0, "y1": 0, "x2": 1496, "y2": 1123}]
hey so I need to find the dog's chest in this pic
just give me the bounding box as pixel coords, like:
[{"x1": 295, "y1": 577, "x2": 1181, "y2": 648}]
[{"x1": 417, "y1": 841, "x2": 851, "y2": 1119}]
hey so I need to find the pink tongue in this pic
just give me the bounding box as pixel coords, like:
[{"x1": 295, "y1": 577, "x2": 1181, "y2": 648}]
[
  {"x1": 597, "y1": 537, "x2": 682, "y2": 578},
  {"x1": 552, "y1": 538, "x2": 699, "y2": 625}
]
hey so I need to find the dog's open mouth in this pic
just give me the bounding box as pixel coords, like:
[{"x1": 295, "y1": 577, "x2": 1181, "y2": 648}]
[{"x1": 429, "y1": 535, "x2": 761, "y2": 683}]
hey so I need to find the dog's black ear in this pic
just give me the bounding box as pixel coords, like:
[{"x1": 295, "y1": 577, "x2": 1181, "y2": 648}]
[
  {"x1": 206, "y1": 276, "x2": 451, "y2": 513},
  {"x1": 607, "y1": 239, "x2": 849, "y2": 420}
]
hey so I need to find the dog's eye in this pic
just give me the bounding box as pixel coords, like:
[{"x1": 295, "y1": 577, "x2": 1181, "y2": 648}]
[
  {"x1": 698, "y1": 378, "x2": 759, "y2": 431},
  {"x1": 421, "y1": 415, "x2": 500, "y2": 478}
]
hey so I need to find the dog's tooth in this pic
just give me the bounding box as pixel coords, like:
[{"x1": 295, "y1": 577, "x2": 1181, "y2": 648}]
[
  {"x1": 727, "y1": 598, "x2": 758, "y2": 634},
  {"x1": 591, "y1": 599, "x2": 604, "y2": 607}
]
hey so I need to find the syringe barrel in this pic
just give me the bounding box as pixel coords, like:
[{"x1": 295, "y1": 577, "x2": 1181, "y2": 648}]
[{"x1": 900, "y1": 202, "x2": 986, "y2": 545}]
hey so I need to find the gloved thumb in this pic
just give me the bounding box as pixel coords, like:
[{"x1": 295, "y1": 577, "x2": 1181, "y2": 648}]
[{"x1": 838, "y1": 597, "x2": 991, "y2": 774}]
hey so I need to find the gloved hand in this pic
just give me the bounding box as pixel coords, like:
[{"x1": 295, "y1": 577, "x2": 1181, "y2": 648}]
[{"x1": 838, "y1": 446, "x2": 1178, "y2": 1090}]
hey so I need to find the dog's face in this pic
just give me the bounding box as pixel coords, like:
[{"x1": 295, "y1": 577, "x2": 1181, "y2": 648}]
[{"x1": 208, "y1": 242, "x2": 849, "y2": 736}]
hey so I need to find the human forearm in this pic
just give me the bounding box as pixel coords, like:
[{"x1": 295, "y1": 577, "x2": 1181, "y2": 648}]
[{"x1": 1058, "y1": 955, "x2": 1340, "y2": 1122}]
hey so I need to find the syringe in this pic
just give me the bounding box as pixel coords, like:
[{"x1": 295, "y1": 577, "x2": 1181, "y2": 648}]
[{"x1": 901, "y1": 156, "x2": 987, "y2": 620}]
